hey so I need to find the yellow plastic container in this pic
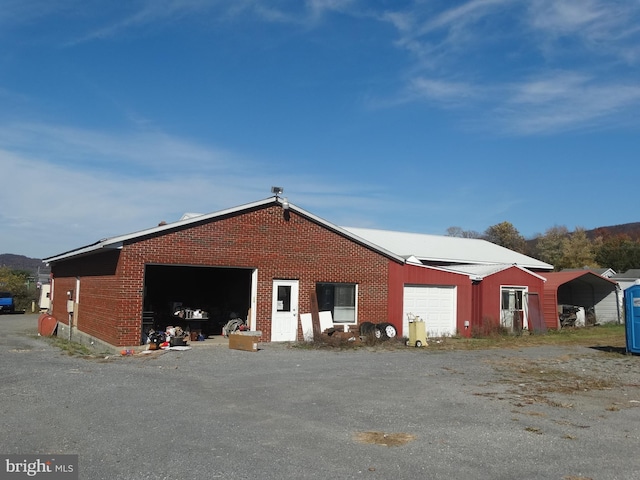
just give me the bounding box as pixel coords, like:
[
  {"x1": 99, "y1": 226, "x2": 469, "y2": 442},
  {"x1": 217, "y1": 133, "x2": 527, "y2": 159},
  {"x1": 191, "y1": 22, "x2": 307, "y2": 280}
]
[{"x1": 407, "y1": 320, "x2": 427, "y2": 347}]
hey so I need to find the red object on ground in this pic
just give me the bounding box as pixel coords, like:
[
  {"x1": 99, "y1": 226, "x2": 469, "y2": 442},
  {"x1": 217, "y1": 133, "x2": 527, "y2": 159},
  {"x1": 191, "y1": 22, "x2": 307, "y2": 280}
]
[{"x1": 38, "y1": 313, "x2": 58, "y2": 336}]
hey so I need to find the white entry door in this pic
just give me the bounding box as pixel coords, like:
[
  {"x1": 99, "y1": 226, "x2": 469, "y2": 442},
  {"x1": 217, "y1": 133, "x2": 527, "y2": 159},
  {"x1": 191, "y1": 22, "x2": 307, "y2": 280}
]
[
  {"x1": 271, "y1": 279, "x2": 299, "y2": 342},
  {"x1": 501, "y1": 287, "x2": 528, "y2": 332}
]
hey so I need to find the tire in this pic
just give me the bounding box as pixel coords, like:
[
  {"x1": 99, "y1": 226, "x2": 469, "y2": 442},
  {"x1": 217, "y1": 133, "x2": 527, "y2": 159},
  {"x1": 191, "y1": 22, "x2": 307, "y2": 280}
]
[
  {"x1": 359, "y1": 321, "x2": 376, "y2": 336},
  {"x1": 377, "y1": 322, "x2": 397, "y2": 340},
  {"x1": 373, "y1": 322, "x2": 393, "y2": 340},
  {"x1": 415, "y1": 340, "x2": 422, "y2": 348}
]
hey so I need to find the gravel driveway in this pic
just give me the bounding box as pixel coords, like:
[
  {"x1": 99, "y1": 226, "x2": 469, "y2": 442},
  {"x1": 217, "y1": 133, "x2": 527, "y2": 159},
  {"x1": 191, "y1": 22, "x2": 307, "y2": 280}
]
[{"x1": 1, "y1": 314, "x2": 639, "y2": 480}]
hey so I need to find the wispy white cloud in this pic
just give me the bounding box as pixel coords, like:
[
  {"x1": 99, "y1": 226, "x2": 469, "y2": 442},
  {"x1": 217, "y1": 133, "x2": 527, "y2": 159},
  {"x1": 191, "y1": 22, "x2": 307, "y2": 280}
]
[
  {"x1": 527, "y1": 0, "x2": 640, "y2": 64},
  {"x1": 374, "y1": 0, "x2": 640, "y2": 134},
  {"x1": 8, "y1": 0, "x2": 640, "y2": 137},
  {"x1": 529, "y1": 0, "x2": 620, "y2": 37},
  {"x1": 60, "y1": 0, "x2": 358, "y2": 44},
  {"x1": 498, "y1": 71, "x2": 640, "y2": 134},
  {"x1": 416, "y1": 0, "x2": 511, "y2": 35},
  {"x1": 409, "y1": 77, "x2": 478, "y2": 104},
  {"x1": 0, "y1": 123, "x2": 242, "y2": 180},
  {"x1": 0, "y1": 121, "x2": 403, "y2": 256}
]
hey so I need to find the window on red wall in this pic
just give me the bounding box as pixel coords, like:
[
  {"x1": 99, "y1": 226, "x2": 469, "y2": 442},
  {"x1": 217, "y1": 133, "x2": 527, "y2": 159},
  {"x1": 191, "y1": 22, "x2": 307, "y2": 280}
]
[{"x1": 316, "y1": 283, "x2": 357, "y2": 323}]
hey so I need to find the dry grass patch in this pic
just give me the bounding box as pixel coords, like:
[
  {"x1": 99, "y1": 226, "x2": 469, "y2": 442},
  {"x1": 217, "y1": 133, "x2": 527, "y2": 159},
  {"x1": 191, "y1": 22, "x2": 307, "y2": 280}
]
[
  {"x1": 487, "y1": 354, "x2": 623, "y2": 409},
  {"x1": 294, "y1": 324, "x2": 626, "y2": 353},
  {"x1": 354, "y1": 431, "x2": 417, "y2": 447},
  {"x1": 506, "y1": 362, "x2": 616, "y2": 395},
  {"x1": 429, "y1": 324, "x2": 626, "y2": 351}
]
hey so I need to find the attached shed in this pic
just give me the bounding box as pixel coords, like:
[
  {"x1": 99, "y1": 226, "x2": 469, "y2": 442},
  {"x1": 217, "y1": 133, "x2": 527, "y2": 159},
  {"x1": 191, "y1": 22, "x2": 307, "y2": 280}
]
[
  {"x1": 347, "y1": 227, "x2": 553, "y2": 337},
  {"x1": 452, "y1": 264, "x2": 547, "y2": 334},
  {"x1": 388, "y1": 263, "x2": 546, "y2": 337},
  {"x1": 542, "y1": 271, "x2": 621, "y2": 329}
]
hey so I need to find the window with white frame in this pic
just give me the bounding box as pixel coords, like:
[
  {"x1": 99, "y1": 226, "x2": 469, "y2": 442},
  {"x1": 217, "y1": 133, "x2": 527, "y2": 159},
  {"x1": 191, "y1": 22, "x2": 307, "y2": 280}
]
[{"x1": 316, "y1": 283, "x2": 357, "y2": 323}]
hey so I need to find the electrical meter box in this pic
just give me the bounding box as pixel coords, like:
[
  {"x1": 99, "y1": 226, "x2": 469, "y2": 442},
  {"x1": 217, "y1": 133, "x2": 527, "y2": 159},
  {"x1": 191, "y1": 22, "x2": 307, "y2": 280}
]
[{"x1": 625, "y1": 283, "x2": 640, "y2": 355}]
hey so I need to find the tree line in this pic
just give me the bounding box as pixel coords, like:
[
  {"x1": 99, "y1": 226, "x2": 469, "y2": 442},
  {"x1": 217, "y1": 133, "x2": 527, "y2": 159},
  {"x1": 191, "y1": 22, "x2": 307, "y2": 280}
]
[
  {"x1": 446, "y1": 222, "x2": 640, "y2": 272},
  {"x1": 0, "y1": 266, "x2": 39, "y2": 312}
]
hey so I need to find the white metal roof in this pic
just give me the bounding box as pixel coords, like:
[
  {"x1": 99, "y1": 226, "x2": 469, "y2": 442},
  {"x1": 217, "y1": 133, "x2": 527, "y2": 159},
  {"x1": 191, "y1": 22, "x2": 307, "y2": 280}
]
[
  {"x1": 43, "y1": 197, "x2": 553, "y2": 272},
  {"x1": 442, "y1": 263, "x2": 548, "y2": 281},
  {"x1": 342, "y1": 227, "x2": 554, "y2": 271}
]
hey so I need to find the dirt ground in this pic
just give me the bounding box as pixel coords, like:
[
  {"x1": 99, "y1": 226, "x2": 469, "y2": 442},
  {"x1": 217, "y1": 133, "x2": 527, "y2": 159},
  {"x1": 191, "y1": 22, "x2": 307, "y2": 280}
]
[{"x1": 473, "y1": 346, "x2": 640, "y2": 421}]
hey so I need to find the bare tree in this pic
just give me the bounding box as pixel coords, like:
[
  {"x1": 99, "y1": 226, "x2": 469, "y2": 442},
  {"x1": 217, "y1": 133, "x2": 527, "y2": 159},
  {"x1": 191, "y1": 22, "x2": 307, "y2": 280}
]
[{"x1": 446, "y1": 226, "x2": 482, "y2": 238}]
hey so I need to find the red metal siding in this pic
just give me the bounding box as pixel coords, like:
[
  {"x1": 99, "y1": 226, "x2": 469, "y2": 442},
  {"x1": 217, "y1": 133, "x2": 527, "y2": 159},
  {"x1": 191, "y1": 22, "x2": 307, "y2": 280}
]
[
  {"x1": 51, "y1": 205, "x2": 391, "y2": 346},
  {"x1": 543, "y1": 289, "x2": 560, "y2": 330},
  {"x1": 474, "y1": 267, "x2": 545, "y2": 331},
  {"x1": 388, "y1": 262, "x2": 473, "y2": 337}
]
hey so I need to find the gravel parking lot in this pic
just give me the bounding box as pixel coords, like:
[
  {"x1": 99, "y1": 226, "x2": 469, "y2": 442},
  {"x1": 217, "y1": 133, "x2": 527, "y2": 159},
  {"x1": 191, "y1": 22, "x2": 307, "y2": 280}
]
[{"x1": 1, "y1": 314, "x2": 639, "y2": 480}]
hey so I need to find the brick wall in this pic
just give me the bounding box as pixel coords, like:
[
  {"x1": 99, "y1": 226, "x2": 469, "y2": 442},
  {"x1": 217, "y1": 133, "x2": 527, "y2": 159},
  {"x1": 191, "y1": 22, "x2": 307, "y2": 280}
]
[{"x1": 51, "y1": 204, "x2": 391, "y2": 346}]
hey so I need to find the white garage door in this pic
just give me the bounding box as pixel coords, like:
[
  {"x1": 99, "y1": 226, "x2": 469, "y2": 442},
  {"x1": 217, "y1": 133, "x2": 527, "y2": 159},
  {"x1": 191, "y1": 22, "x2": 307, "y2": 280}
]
[{"x1": 403, "y1": 285, "x2": 457, "y2": 337}]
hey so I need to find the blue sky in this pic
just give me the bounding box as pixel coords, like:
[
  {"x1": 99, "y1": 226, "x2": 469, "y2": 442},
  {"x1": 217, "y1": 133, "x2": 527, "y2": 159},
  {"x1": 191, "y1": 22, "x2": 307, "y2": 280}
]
[{"x1": 1, "y1": 0, "x2": 639, "y2": 259}]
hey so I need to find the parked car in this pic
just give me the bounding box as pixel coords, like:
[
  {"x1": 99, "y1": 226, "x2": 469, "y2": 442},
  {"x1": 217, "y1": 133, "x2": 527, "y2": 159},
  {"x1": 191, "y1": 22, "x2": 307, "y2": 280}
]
[{"x1": 0, "y1": 292, "x2": 15, "y2": 314}]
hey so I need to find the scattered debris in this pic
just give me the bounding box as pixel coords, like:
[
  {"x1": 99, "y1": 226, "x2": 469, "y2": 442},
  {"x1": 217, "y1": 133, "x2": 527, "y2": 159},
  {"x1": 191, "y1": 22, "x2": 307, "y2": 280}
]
[
  {"x1": 222, "y1": 318, "x2": 248, "y2": 337},
  {"x1": 524, "y1": 426, "x2": 542, "y2": 434}
]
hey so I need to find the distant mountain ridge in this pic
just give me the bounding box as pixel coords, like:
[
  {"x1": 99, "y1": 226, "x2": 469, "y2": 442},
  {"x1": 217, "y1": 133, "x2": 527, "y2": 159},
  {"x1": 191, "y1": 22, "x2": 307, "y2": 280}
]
[
  {"x1": 0, "y1": 254, "x2": 49, "y2": 275},
  {"x1": 586, "y1": 222, "x2": 640, "y2": 240},
  {"x1": 2, "y1": 222, "x2": 639, "y2": 274}
]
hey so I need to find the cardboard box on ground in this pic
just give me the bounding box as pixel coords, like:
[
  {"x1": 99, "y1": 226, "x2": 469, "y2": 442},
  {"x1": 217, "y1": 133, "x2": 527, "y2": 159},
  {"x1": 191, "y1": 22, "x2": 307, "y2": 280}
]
[{"x1": 229, "y1": 333, "x2": 260, "y2": 352}]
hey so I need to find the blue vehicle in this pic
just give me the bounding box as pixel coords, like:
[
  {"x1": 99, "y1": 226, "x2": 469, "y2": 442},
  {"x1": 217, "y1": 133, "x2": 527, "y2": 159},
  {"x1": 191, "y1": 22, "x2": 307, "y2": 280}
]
[{"x1": 0, "y1": 292, "x2": 15, "y2": 313}]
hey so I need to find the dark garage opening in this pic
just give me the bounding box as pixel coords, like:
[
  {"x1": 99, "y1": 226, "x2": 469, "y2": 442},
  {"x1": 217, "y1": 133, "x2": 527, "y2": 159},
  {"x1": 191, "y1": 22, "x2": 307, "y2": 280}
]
[{"x1": 142, "y1": 264, "x2": 253, "y2": 341}]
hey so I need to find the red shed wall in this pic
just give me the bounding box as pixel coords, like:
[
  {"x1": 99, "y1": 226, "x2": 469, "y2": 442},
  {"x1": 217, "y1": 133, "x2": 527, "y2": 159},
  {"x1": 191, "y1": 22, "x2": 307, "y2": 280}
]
[
  {"x1": 474, "y1": 267, "x2": 545, "y2": 330},
  {"x1": 543, "y1": 287, "x2": 560, "y2": 330},
  {"x1": 51, "y1": 205, "x2": 392, "y2": 346},
  {"x1": 388, "y1": 262, "x2": 472, "y2": 337}
]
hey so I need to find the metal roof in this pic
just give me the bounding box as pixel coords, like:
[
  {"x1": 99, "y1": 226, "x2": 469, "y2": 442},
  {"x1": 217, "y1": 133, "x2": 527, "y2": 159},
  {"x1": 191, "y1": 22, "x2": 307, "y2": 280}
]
[
  {"x1": 610, "y1": 269, "x2": 640, "y2": 280},
  {"x1": 342, "y1": 227, "x2": 554, "y2": 271},
  {"x1": 543, "y1": 270, "x2": 619, "y2": 290},
  {"x1": 43, "y1": 197, "x2": 553, "y2": 272},
  {"x1": 442, "y1": 263, "x2": 548, "y2": 281},
  {"x1": 562, "y1": 267, "x2": 617, "y2": 278}
]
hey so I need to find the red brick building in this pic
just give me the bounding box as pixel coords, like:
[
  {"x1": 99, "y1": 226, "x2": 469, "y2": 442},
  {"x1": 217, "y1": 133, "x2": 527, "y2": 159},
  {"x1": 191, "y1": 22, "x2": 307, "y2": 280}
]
[{"x1": 44, "y1": 197, "x2": 554, "y2": 348}]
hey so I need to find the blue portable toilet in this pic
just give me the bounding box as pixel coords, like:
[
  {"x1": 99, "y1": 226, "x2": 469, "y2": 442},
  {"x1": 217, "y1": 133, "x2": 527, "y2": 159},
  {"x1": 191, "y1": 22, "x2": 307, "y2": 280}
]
[{"x1": 625, "y1": 282, "x2": 640, "y2": 354}]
